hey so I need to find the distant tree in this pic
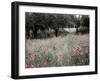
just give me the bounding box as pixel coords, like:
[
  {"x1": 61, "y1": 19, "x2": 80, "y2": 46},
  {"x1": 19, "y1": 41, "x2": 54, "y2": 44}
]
[
  {"x1": 47, "y1": 14, "x2": 68, "y2": 37},
  {"x1": 26, "y1": 13, "x2": 89, "y2": 38},
  {"x1": 26, "y1": 13, "x2": 50, "y2": 38},
  {"x1": 71, "y1": 15, "x2": 82, "y2": 33},
  {"x1": 25, "y1": 12, "x2": 34, "y2": 38},
  {"x1": 81, "y1": 15, "x2": 89, "y2": 27},
  {"x1": 80, "y1": 15, "x2": 90, "y2": 33},
  {"x1": 47, "y1": 14, "x2": 57, "y2": 36}
]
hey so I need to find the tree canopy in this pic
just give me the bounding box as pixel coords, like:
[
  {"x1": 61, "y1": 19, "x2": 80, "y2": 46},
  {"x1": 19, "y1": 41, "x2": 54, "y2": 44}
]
[{"x1": 25, "y1": 12, "x2": 89, "y2": 38}]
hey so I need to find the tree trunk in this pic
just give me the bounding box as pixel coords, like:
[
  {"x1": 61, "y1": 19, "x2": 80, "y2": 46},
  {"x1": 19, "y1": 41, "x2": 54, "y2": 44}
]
[
  {"x1": 76, "y1": 27, "x2": 78, "y2": 33},
  {"x1": 55, "y1": 29, "x2": 58, "y2": 37},
  {"x1": 34, "y1": 26, "x2": 38, "y2": 38},
  {"x1": 26, "y1": 26, "x2": 30, "y2": 39}
]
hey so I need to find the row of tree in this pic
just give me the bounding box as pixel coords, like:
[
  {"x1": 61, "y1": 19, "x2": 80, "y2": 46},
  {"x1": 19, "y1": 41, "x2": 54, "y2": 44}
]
[{"x1": 25, "y1": 12, "x2": 89, "y2": 38}]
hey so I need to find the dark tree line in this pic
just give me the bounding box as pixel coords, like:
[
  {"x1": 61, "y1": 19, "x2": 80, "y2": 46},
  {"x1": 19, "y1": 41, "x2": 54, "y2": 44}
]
[{"x1": 25, "y1": 12, "x2": 89, "y2": 39}]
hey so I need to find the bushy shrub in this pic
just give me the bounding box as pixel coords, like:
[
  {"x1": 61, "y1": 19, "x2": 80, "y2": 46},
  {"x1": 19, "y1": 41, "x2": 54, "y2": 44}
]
[{"x1": 78, "y1": 26, "x2": 89, "y2": 34}]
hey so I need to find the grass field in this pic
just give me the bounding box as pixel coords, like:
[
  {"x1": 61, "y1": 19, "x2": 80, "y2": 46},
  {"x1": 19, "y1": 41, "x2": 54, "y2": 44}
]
[{"x1": 25, "y1": 34, "x2": 89, "y2": 68}]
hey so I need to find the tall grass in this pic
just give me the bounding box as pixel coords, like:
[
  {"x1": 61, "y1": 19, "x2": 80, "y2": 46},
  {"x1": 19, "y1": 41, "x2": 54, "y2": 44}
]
[{"x1": 25, "y1": 34, "x2": 89, "y2": 68}]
